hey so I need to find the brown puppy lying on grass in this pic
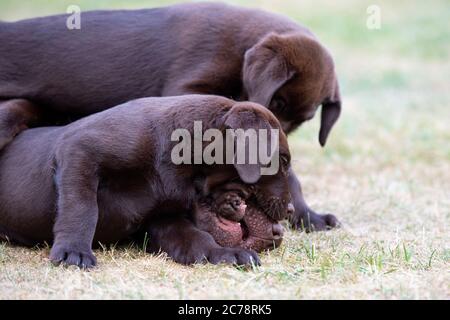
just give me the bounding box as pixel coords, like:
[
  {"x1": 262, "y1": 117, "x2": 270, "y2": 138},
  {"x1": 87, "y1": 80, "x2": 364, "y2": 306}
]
[{"x1": 0, "y1": 95, "x2": 292, "y2": 268}]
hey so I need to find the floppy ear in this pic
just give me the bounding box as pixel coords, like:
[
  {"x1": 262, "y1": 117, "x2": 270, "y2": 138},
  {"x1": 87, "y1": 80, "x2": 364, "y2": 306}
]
[
  {"x1": 233, "y1": 151, "x2": 261, "y2": 184},
  {"x1": 319, "y1": 78, "x2": 342, "y2": 147},
  {"x1": 223, "y1": 107, "x2": 272, "y2": 184},
  {"x1": 243, "y1": 34, "x2": 296, "y2": 107}
]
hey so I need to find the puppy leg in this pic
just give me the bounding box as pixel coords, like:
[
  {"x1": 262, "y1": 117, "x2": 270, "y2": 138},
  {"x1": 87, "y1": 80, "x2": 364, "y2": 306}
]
[
  {"x1": 146, "y1": 216, "x2": 260, "y2": 266},
  {"x1": 50, "y1": 148, "x2": 99, "y2": 269},
  {"x1": 0, "y1": 99, "x2": 43, "y2": 150},
  {"x1": 288, "y1": 167, "x2": 340, "y2": 232}
]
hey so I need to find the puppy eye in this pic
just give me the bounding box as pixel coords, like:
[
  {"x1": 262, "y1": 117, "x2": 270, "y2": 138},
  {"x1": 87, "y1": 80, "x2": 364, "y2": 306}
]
[
  {"x1": 270, "y1": 97, "x2": 287, "y2": 112},
  {"x1": 281, "y1": 155, "x2": 289, "y2": 167}
]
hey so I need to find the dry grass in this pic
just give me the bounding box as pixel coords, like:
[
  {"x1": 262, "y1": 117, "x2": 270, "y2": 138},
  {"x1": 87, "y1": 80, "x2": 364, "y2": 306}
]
[{"x1": 0, "y1": 0, "x2": 449, "y2": 299}]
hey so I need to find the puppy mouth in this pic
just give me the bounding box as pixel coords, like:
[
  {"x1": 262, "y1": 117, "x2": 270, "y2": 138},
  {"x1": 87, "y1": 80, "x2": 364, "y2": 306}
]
[
  {"x1": 216, "y1": 214, "x2": 279, "y2": 242},
  {"x1": 241, "y1": 220, "x2": 250, "y2": 240},
  {"x1": 240, "y1": 223, "x2": 284, "y2": 252},
  {"x1": 216, "y1": 210, "x2": 284, "y2": 252},
  {"x1": 216, "y1": 215, "x2": 243, "y2": 235}
]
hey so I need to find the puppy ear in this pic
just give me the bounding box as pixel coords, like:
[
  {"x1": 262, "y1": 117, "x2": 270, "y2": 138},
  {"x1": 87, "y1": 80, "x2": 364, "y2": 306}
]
[
  {"x1": 319, "y1": 78, "x2": 342, "y2": 147},
  {"x1": 223, "y1": 106, "x2": 272, "y2": 184},
  {"x1": 234, "y1": 162, "x2": 261, "y2": 185},
  {"x1": 243, "y1": 33, "x2": 296, "y2": 107}
]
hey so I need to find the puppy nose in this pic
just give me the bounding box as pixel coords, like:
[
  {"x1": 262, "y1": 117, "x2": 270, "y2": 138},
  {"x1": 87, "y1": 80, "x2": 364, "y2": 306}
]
[
  {"x1": 287, "y1": 203, "x2": 295, "y2": 216},
  {"x1": 272, "y1": 224, "x2": 284, "y2": 238}
]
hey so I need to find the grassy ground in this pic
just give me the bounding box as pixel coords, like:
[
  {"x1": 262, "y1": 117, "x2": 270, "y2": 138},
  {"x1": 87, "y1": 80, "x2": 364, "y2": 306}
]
[{"x1": 0, "y1": 0, "x2": 449, "y2": 299}]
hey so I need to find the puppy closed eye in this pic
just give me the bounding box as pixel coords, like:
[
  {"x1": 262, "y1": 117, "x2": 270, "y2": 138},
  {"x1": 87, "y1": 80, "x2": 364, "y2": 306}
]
[{"x1": 278, "y1": 155, "x2": 290, "y2": 175}]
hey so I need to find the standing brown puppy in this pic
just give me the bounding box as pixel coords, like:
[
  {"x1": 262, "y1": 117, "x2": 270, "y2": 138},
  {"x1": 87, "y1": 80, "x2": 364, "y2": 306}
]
[{"x1": 0, "y1": 2, "x2": 341, "y2": 231}]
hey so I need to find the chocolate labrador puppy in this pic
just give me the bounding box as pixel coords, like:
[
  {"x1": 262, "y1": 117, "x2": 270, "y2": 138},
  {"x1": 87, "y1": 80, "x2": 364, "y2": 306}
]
[
  {"x1": 0, "y1": 95, "x2": 292, "y2": 268},
  {"x1": 0, "y1": 2, "x2": 341, "y2": 231}
]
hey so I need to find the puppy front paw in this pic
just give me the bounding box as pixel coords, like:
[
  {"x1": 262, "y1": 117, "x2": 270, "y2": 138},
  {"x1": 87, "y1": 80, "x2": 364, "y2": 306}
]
[
  {"x1": 49, "y1": 243, "x2": 96, "y2": 269},
  {"x1": 207, "y1": 247, "x2": 260, "y2": 266},
  {"x1": 292, "y1": 211, "x2": 341, "y2": 232}
]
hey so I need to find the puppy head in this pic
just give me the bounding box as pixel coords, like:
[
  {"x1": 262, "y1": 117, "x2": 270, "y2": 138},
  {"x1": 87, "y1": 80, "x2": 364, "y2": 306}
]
[
  {"x1": 243, "y1": 32, "x2": 341, "y2": 146},
  {"x1": 201, "y1": 102, "x2": 293, "y2": 221}
]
